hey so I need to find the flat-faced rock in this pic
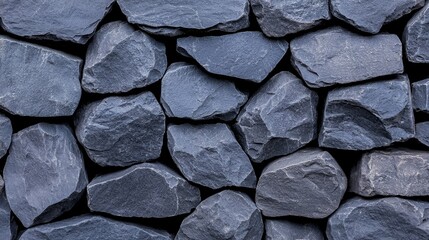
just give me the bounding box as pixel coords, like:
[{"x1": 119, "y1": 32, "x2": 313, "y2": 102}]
[
  {"x1": 176, "y1": 190, "x2": 263, "y2": 240},
  {"x1": 177, "y1": 32, "x2": 288, "y2": 83},
  {"x1": 0, "y1": 114, "x2": 12, "y2": 159},
  {"x1": 265, "y1": 219, "x2": 324, "y2": 240},
  {"x1": 290, "y1": 27, "x2": 403, "y2": 88},
  {"x1": 0, "y1": 36, "x2": 81, "y2": 117},
  {"x1": 404, "y1": 2, "x2": 429, "y2": 63},
  {"x1": 0, "y1": 193, "x2": 17, "y2": 240},
  {"x1": 87, "y1": 162, "x2": 200, "y2": 218},
  {"x1": 82, "y1": 21, "x2": 167, "y2": 94},
  {"x1": 75, "y1": 91, "x2": 165, "y2": 167},
  {"x1": 3, "y1": 123, "x2": 88, "y2": 228},
  {"x1": 412, "y1": 78, "x2": 429, "y2": 113},
  {"x1": 416, "y1": 122, "x2": 429, "y2": 147},
  {"x1": 319, "y1": 75, "x2": 415, "y2": 150},
  {"x1": 234, "y1": 71, "x2": 318, "y2": 162}
]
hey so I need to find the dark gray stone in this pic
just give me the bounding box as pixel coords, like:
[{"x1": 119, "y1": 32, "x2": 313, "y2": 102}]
[
  {"x1": 176, "y1": 190, "x2": 263, "y2": 240},
  {"x1": 256, "y1": 148, "x2": 347, "y2": 218},
  {"x1": 404, "y1": 2, "x2": 429, "y2": 63},
  {"x1": 0, "y1": 114, "x2": 12, "y2": 159},
  {"x1": 265, "y1": 219, "x2": 324, "y2": 240},
  {"x1": 177, "y1": 32, "x2": 288, "y2": 83},
  {"x1": 3, "y1": 123, "x2": 88, "y2": 228},
  {"x1": 412, "y1": 78, "x2": 429, "y2": 113},
  {"x1": 161, "y1": 62, "x2": 247, "y2": 121},
  {"x1": 235, "y1": 71, "x2": 318, "y2": 163},
  {"x1": 0, "y1": 175, "x2": 3, "y2": 194},
  {"x1": 0, "y1": 36, "x2": 82, "y2": 117},
  {"x1": 290, "y1": 27, "x2": 404, "y2": 88},
  {"x1": 416, "y1": 122, "x2": 429, "y2": 147},
  {"x1": 319, "y1": 75, "x2": 415, "y2": 150},
  {"x1": 82, "y1": 21, "x2": 167, "y2": 94},
  {"x1": 87, "y1": 162, "x2": 200, "y2": 218},
  {"x1": 0, "y1": 193, "x2": 17, "y2": 240}
]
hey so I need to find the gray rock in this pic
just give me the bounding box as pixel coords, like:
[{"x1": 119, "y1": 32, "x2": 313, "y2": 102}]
[
  {"x1": 138, "y1": 25, "x2": 185, "y2": 37},
  {"x1": 319, "y1": 75, "x2": 415, "y2": 150},
  {"x1": 412, "y1": 78, "x2": 429, "y2": 113},
  {"x1": 0, "y1": 0, "x2": 114, "y2": 44},
  {"x1": 0, "y1": 175, "x2": 3, "y2": 194},
  {"x1": 177, "y1": 32, "x2": 288, "y2": 83},
  {"x1": 265, "y1": 219, "x2": 324, "y2": 240},
  {"x1": 3, "y1": 123, "x2": 88, "y2": 228},
  {"x1": 176, "y1": 190, "x2": 263, "y2": 240},
  {"x1": 0, "y1": 36, "x2": 82, "y2": 117},
  {"x1": 0, "y1": 193, "x2": 17, "y2": 240},
  {"x1": 250, "y1": 0, "x2": 330, "y2": 37},
  {"x1": 256, "y1": 148, "x2": 347, "y2": 218},
  {"x1": 87, "y1": 162, "x2": 200, "y2": 218},
  {"x1": 416, "y1": 122, "x2": 429, "y2": 147},
  {"x1": 75, "y1": 91, "x2": 165, "y2": 167},
  {"x1": 82, "y1": 21, "x2": 167, "y2": 94},
  {"x1": 161, "y1": 62, "x2": 247, "y2": 121},
  {"x1": 404, "y1": 2, "x2": 429, "y2": 63},
  {"x1": 167, "y1": 123, "x2": 256, "y2": 189},
  {"x1": 234, "y1": 71, "x2": 318, "y2": 163},
  {"x1": 290, "y1": 27, "x2": 404, "y2": 88},
  {"x1": 0, "y1": 114, "x2": 12, "y2": 159}
]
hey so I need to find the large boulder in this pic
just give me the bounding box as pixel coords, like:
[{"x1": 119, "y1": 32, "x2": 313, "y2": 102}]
[{"x1": 404, "y1": 2, "x2": 429, "y2": 63}]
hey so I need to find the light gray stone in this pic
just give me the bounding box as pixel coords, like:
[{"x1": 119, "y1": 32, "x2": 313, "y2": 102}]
[
  {"x1": 0, "y1": 193, "x2": 17, "y2": 240},
  {"x1": 404, "y1": 2, "x2": 429, "y2": 63},
  {"x1": 0, "y1": 114, "x2": 12, "y2": 159},
  {"x1": 416, "y1": 121, "x2": 429, "y2": 147},
  {"x1": 412, "y1": 78, "x2": 429, "y2": 113},
  {"x1": 265, "y1": 219, "x2": 324, "y2": 240}
]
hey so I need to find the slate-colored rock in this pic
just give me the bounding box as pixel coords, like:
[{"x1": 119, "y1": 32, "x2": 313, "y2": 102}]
[
  {"x1": 412, "y1": 78, "x2": 429, "y2": 113},
  {"x1": 3, "y1": 123, "x2": 88, "y2": 228},
  {"x1": 290, "y1": 27, "x2": 403, "y2": 88},
  {"x1": 176, "y1": 190, "x2": 263, "y2": 240},
  {"x1": 167, "y1": 123, "x2": 256, "y2": 189},
  {"x1": 256, "y1": 148, "x2": 347, "y2": 218},
  {"x1": 0, "y1": 36, "x2": 81, "y2": 117},
  {"x1": 82, "y1": 21, "x2": 167, "y2": 94},
  {"x1": 0, "y1": 114, "x2": 12, "y2": 159},
  {"x1": 87, "y1": 162, "x2": 200, "y2": 218},
  {"x1": 235, "y1": 71, "x2": 318, "y2": 163},
  {"x1": 0, "y1": 193, "x2": 17, "y2": 240},
  {"x1": 177, "y1": 32, "x2": 288, "y2": 83},
  {"x1": 416, "y1": 122, "x2": 429, "y2": 147},
  {"x1": 75, "y1": 91, "x2": 165, "y2": 167},
  {"x1": 265, "y1": 219, "x2": 324, "y2": 240},
  {"x1": 404, "y1": 2, "x2": 429, "y2": 63},
  {"x1": 319, "y1": 75, "x2": 415, "y2": 150},
  {"x1": 0, "y1": 175, "x2": 3, "y2": 194}
]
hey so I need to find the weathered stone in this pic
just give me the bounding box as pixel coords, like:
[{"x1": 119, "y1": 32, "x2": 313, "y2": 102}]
[
  {"x1": 0, "y1": 36, "x2": 81, "y2": 117},
  {"x1": 250, "y1": 0, "x2": 330, "y2": 37},
  {"x1": 0, "y1": 114, "x2": 12, "y2": 159},
  {"x1": 256, "y1": 148, "x2": 347, "y2": 218},
  {"x1": 161, "y1": 62, "x2": 247, "y2": 121},
  {"x1": 0, "y1": 175, "x2": 3, "y2": 194},
  {"x1": 3, "y1": 123, "x2": 88, "y2": 227},
  {"x1": 416, "y1": 122, "x2": 429, "y2": 147},
  {"x1": 176, "y1": 190, "x2": 263, "y2": 240},
  {"x1": 265, "y1": 219, "x2": 324, "y2": 240},
  {"x1": 0, "y1": 193, "x2": 17, "y2": 240},
  {"x1": 235, "y1": 71, "x2": 318, "y2": 162},
  {"x1": 75, "y1": 91, "x2": 165, "y2": 167},
  {"x1": 319, "y1": 75, "x2": 415, "y2": 150},
  {"x1": 87, "y1": 162, "x2": 200, "y2": 218},
  {"x1": 404, "y1": 2, "x2": 429, "y2": 63},
  {"x1": 290, "y1": 27, "x2": 403, "y2": 88},
  {"x1": 0, "y1": 0, "x2": 113, "y2": 44},
  {"x1": 177, "y1": 32, "x2": 288, "y2": 83},
  {"x1": 412, "y1": 78, "x2": 429, "y2": 113},
  {"x1": 82, "y1": 21, "x2": 167, "y2": 94}
]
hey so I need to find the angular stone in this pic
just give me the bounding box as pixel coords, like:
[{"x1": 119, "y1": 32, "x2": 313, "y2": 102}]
[
  {"x1": 319, "y1": 75, "x2": 415, "y2": 150},
  {"x1": 0, "y1": 193, "x2": 17, "y2": 240},
  {"x1": 161, "y1": 63, "x2": 247, "y2": 121},
  {"x1": 235, "y1": 71, "x2": 318, "y2": 162},
  {"x1": 416, "y1": 122, "x2": 429, "y2": 147},
  {"x1": 75, "y1": 91, "x2": 165, "y2": 167},
  {"x1": 265, "y1": 219, "x2": 324, "y2": 240},
  {"x1": 176, "y1": 190, "x2": 263, "y2": 240},
  {"x1": 0, "y1": 114, "x2": 12, "y2": 159},
  {"x1": 3, "y1": 123, "x2": 88, "y2": 227},
  {"x1": 412, "y1": 78, "x2": 429, "y2": 113},
  {"x1": 404, "y1": 2, "x2": 429, "y2": 63},
  {"x1": 0, "y1": 36, "x2": 81, "y2": 117},
  {"x1": 290, "y1": 27, "x2": 404, "y2": 88},
  {"x1": 177, "y1": 32, "x2": 288, "y2": 83},
  {"x1": 87, "y1": 162, "x2": 200, "y2": 218},
  {"x1": 0, "y1": 0, "x2": 114, "y2": 44},
  {"x1": 256, "y1": 148, "x2": 347, "y2": 218},
  {"x1": 82, "y1": 21, "x2": 167, "y2": 94}
]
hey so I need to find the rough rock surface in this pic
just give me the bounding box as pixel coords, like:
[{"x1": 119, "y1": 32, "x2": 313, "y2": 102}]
[
  {"x1": 416, "y1": 122, "x2": 429, "y2": 147},
  {"x1": 290, "y1": 27, "x2": 404, "y2": 88},
  {"x1": 177, "y1": 32, "x2": 288, "y2": 83},
  {"x1": 0, "y1": 175, "x2": 3, "y2": 194},
  {"x1": 404, "y1": 2, "x2": 429, "y2": 63},
  {"x1": 235, "y1": 71, "x2": 318, "y2": 162},
  {"x1": 412, "y1": 78, "x2": 429, "y2": 113},
  {"x1": 0, "y1": 193, "x2": 17, "y2": 240},
  {"x1": 176, "y1": 190, "x2": 263, "y2": 240},
  {"x1": 265, "y1": 219, "x2": 324, "y2": 240},
  {"x1": 3, "y1": 123, "x2": 88, "y2": 228},
  {"x1": 0, "y1": 114, "x2": 12, "y2": 159}
]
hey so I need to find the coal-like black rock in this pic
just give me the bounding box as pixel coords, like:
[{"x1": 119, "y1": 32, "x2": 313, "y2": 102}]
[
  {"x1": 0, "y1": 0, "x2": 114, "y2": 44},
  {"x1": 3, "y1": 123, "x2": 88, "y2": 228},
  {"x1": 319, "y1": 75, "x2": 415, "y2": 150},
  {"x1": 82, "y1": 21, "x2": 167, "y2": 94},
  {"x1": 290, "y1": 27, "x2": 404, "y2": 88},
  {"x1": 177, "y1": 31, "x2": 288, "y2": 83},
  {"x1": 176, "y1": 190, "x2": 263, "y2": 240},
  {"x1": 235, "y1": 71, "x2": 318, "y2": 163},
  {"x1": 412, "y1": 78, "x2": 429, "y2": 113},
  {"x1": 87, "y1": 162, "x2": 200, "y2": 218},
  {"x1": 0, "y1": 36, "x2": 82, "y2": 117},
  {"x1": 0, "y1": 193, "x2": 17, "y2": 240},
  {"x1": 404, "y1": 2, "x2": 429, "y2": 63},
  {"x1": 416, "y1": 122, "x2": 429, "y2": 147},
  {"x1": 0, "y1": 114, "x2": 12, "y2": 159},
  {"x1": 265, "y1": 219, "x2": 324, "y2": 240}
]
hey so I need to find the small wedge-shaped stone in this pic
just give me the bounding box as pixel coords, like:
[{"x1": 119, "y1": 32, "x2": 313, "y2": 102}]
[
  {"x1": 0, "y1": 114, "x2": 12, "y2": 159},
  {"x1": 319, "y1": 75, "x2": 415, "y2": 150},
  {"x1": 235, "y1": 71, "x2": 318, "y2": 162},
  {"x1": 3, "y1": 123, "x2": 88, "y2": 227},
  {"x1": 256, "y1": 148, "x2": 347, "y2": 218},
  {"x1": 412, "y1": 78, "x2": 429, "y2": 113},
  {"x1": 82, "y1": 21, "x2": 167, "y2": 94},
  {"x1": 0, "y1": 36, "x2": 81, "y2": 117},
  {"x1": 177, "y1": 32, "x2": 288, "y2": 83},
  {"x1": 290, "y1": 27, "x2": 403, "y2": 88},
  {"x1": 416, "y1": 122, "x2": 429, "y2": 147},
  {"x1": 404, "y1": 3, "x2": 429, "y2": 63},
  {"x1": 0, "y1": 193, "x2": 17, "y2": 240},
  {"x1": 176, "y1": 190, "x2": 263, "y2": 240},
  {"x1": 265, "y1": 219, "x2": 324, "y2": 240},
  {"x1": 87, "y1": 162, "x2": 200, "y2": 218}
]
